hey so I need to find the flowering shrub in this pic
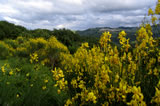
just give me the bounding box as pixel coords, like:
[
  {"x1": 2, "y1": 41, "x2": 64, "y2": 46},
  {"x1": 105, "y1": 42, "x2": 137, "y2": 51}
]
[
  {"x1": 52, "y1": 1, "x2": 160, "y2": 105},
  {"x1": 0, "y1": 41, "x2": 14, "y2": 59},
  {"x1": 0, "y1": 0, "x2": 159, "y2": 105}
]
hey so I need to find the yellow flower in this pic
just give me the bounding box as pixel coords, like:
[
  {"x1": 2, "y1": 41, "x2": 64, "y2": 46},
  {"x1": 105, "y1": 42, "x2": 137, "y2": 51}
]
[
  {"x1": 153, "y1": 68, "x2": 158, "y2": 76},
  {"x1": 1, "y1": 66, "x2": 5, "y2": 73},
  {"x1": 151, "y1": 87, "x2": 160, "y2": 104},
  {"x1": 16, "y1": 94, "x2": 20, "y2": 98},
  {"x1": 119, "y1": 30, "x2": 126, "y2": 39},
  {"x1": 30, "y1": 53, "x2": 38, "y2": 63},
  {"x1": 26, "y1": 73, "x2": 30, "y2": 77},
  {"x1": 86, "y1": 92, "x2": 97, "y2": 104},
  {"x1": 127, "y1": 52, "x2": 132, "y2": 62},
  {"x1": 148, "y1": 8, "x2": 154, "y2": 15},
  {"x1": 42, "y1": 86, "x2": 46, "y2": 90},
  {"x1": 114, "y1": 74, "x2": 119, "y2": 83},
  {"x1": 151, "y1": 16, "x2": 157, "y2": 24},
  {"x1": 137, "y1": 27, "x2": 148, "y2": 41},
  {"x1": 57, "y1": 89, "x2": 61, "y2": 94},
  {"x1": 65, "y1": 99, "x2": 72, "y2": 106},
  {"x1": 30, "y1": 84, "x2": 33, "y2": 87},
  {"x1": 44, "y1": 79, "x2": 48, "y2": 83},
  {"x1": 71, "y1": 79, "x2": 78, "y2": 88},
  {"x1": 99, "y1": 32, "x2": 112, "y2": 48},
  {"x1": 78, "y1": 80, "x2": 85, "y2": 89},
  {"x1": 118, "y1": 31, "x2": 130, "y2": 51},
  {"x1": 16, "y1": 68, "x2": 21, "y2": 72},
  {"x1": 148, "y1": 69, "x2": 152, "y2": 75},
  {"x1": 81, "y1": 42, "x2": 89, "y2": 48},
  {"x1": 158, "y1": 56, "x2": 160, "y2": 63},
  {"x1": 155, "y1": 1, "x2": 160, "y2": 14},
  {"x1": 9, "y1": 70, "x2": 13, "y2": 75},
  {"x1": 6, "y1": 82, "x2": 10, "y2": 85}
]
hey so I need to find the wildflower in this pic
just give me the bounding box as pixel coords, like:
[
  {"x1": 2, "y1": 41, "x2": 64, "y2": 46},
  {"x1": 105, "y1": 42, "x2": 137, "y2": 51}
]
[
  {"x1": 6, "y1": 82, "x2": 10, "y2": 85},
  {"x1": 81, "y1": 42, "x2": 89, "y2": 48},
  {"x1": 99, "y1": 32, "x2": 112, "y2": 49},
  {"x1": 119, "y1": 30, "x2": 126, "y2": 39},
  {"x1": 16, "y1": 68, "x2": 21, "y2": 72},
  {"x1": 153, "y1": 68, "x2": 158, "y2": 76},
  {"x1": 148, "y1": 8, "x2": 154, "y2": 15},
  {"x1": 1, "y1": 66, "x2": 5, "y2": 73},
  {"x1": 118, "y1": 31, "x2": 130, "y2": 52},
  {"x1": 79, "y1": 80, "x2": 85, "y2": 89},
  {"x1": 125, "y1": 39, "x2": 131, "y2": 52},
  {"x1": 52, "y1": 68, "x2": 64, "y2": 80},
  {"x1": 148, "y1": 69, "x2": 152, "y2": 75},
  {"x1": 151, "y1": 88, "x2": 160, "y2": 104},
  {"x1": 42, "y1": 86, "x2": 47, "y2": 90},
  {"x1": 127, "y1": 52, "x2": 132, "y2": 62},
  {"x1": 122, "y1": 52, "x2": 126, "y2": 61},
  {"x1": 26, "y1": 73, "x2": 30, "y2": 77},
  {"x1": 128, "y1": 86, "x2": 146, "y2": 106},
  {"x1": 151, "y1": 16, "x2": 157, "y2": 24},
  {"x1": 16, "y1": 94, "x2": 20, "y2": 98},
  {"x1": 9, "y1": 70, "x2": 13, "y2": 75},
  {"x1": 137, "y1": 27, "x2": 148, "y2": 42},
  {"x1": 158, "y1": 56, "x2": 160, "y2": 63},
  {"x1": 86, "y1": 92, "x2": 97, "y2": 104},
  {"x1": 114, "y1": 74, "x2": 119, "y2": 83},
  {"x1": 71, "y1": 79, "x2": 78, "y2": 88},
  {"x1": 30, "y1": 53, "x2": 38, "y2": 63},
  {"x1": 65, "y1": 99, "x2": 72, "y2": 106},
  {"x1": 57, "y1": 89, "x2": 61, "y2": 94},
  {"x1": 30, "y1": 84, "x2": 33, "y2": 87},
  {"x1": 155, "y1": 1, "x2": 160, "y2": 14},
  {"x1": 44, "y1": 79, "x2": 48, "y2": 83}
]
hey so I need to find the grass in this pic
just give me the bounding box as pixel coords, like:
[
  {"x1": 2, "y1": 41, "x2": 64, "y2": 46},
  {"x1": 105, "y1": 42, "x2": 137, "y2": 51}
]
[{"x1": 0, "y1": 57, "x2": 69, "y2": 106}]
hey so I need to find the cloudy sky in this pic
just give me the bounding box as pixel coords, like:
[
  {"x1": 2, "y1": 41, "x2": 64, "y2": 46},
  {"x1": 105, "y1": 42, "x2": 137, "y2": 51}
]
[{"x1": 0, "y1": 0, "x2": 157, "y2": 30}]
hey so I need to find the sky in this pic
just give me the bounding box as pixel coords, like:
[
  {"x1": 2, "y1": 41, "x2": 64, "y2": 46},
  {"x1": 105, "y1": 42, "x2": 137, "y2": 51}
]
[{"x1": 0, "y1": 0, "x2": 157, "y2": 30}]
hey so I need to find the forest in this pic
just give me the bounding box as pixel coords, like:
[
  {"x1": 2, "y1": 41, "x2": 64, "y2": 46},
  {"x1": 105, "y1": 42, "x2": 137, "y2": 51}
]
[{"x1": 0, "y1": 0, "x2": 160, "y2": 106}]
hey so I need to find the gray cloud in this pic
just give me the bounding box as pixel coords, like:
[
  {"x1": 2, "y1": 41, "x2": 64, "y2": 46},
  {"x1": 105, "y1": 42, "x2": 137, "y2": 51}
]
[
  {"x1": 85, "y1": 0, "x2": 155, "y2": 12},
  {"x1": 0, "y1": 0, "x2": 157, "y2": 30}
]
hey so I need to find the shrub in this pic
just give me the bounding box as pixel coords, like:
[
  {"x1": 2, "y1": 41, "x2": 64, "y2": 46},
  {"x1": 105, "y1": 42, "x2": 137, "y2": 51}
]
[{"x1": 0, "y1": 41, "x2": 14, "y2": 59}]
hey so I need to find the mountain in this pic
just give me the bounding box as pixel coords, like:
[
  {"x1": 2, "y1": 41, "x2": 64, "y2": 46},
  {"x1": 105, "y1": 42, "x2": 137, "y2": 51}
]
[
  {"x1": 76, "y1": 25, "x2": 160, "y2": 44},
  {"x1": 0, "y1": 21, "x2": 159, "y2": 46},
  {"x1": 77, "y1": 27, "x2": 138, "y2": 44}
]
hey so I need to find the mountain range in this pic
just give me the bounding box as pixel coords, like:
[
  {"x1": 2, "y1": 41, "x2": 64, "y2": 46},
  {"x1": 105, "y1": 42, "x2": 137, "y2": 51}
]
[{"x1": 77, "y1": 25, "x2": 160, "y2": 44}]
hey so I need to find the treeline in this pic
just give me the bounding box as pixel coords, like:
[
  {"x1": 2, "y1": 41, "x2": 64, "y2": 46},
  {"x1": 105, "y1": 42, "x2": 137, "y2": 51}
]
[
  {"x1": 0, "y1": 21, "x2": 98, "y2": 53},
  {"x1": 0, "y1": 21, "x2": 27, "y2": 39},
  {"x1": 0, "y1": 21, "x2": 159, "y2": 54}
]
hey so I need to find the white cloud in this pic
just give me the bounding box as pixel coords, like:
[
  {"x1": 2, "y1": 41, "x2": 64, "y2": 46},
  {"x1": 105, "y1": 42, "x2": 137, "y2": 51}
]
[
  {"x1": 0, "y1": 0, "x2": 157, "y2": 30},
  {"x1": 0, "y1": 4, "x2": 19, "y2": 15},
  {"x1": 3, "y1": 16, "x2": 20, "y2": 24},
  {"x1": 61, "y1": 0, "x2": 83, "y2": 5},
  {"x1": 56, "y1": 24, "x2": 65, "y2": 29}
]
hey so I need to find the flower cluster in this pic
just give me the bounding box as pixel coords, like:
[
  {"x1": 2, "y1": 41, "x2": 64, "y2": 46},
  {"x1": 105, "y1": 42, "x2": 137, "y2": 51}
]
[
  {"x1": 118, "y1": 30, "x2": 131, "y2": 52},
  {"x1": 30, "y1": 53, "x2": 38, "y2": 63},
  {"x1": 52, "y1": 68, "x2": 68, "y2": 94}
]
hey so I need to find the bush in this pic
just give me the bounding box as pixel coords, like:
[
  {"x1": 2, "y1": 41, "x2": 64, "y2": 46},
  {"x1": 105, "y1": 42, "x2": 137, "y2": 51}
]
[
  {"x1": 4, "y1": 39, "x2": 18, "y2": 49},
  {"x1": 0, "y1": 41, "x2": 14, "y2": 59}
]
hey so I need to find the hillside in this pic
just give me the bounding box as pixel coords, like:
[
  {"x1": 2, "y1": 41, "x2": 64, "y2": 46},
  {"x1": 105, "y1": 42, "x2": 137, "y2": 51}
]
[
  {"x1": 0, "y1": 21, "x2": 159, "y2": 46},
  {"x1": 77, "y1": 27, "x2": 138, "y2": 44},
  {"x1": 77, "y1": 25, "x2": 160, "y2": 44},
  {"x1": 0, "y1": 21, "x2": 27, "y2": 39}
]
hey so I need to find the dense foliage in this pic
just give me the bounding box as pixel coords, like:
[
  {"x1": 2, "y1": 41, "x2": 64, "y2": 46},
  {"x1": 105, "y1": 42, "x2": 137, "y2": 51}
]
[
  {"x1": 0, "y1": 0, "x2": 160, "y2": 105},
  {"x1": 0, "y1": 21, "x2": 27, "y2": 39},
  {"x1": 0, "y1": 21, "x2": 99, "y2": 54}
]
